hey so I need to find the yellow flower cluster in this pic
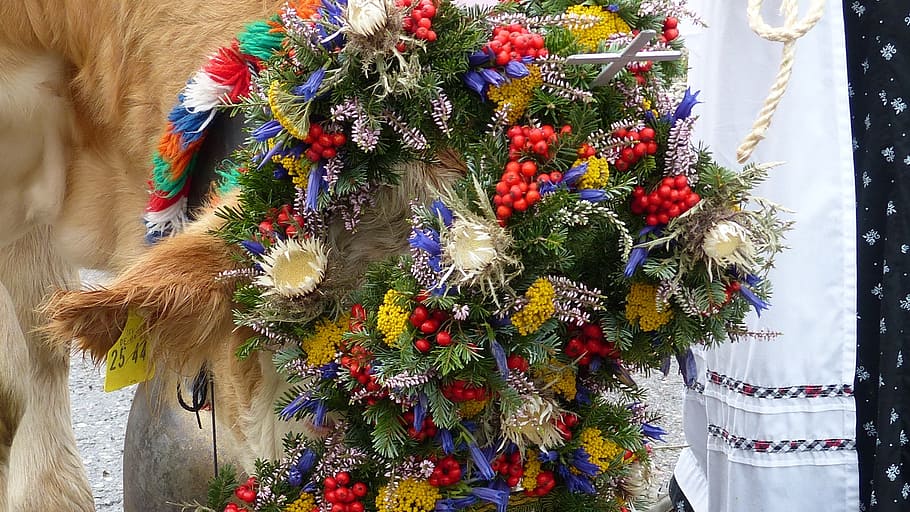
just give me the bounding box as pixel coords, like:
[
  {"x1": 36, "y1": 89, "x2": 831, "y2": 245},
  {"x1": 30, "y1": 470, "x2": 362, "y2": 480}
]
[
  {"x1": 459, "y1": 398, "x2": 488, "y2": 418},
  {"x1": 284, "y1": 492, "x2": 316, "y2": 512},
  {"x1": 533, "y1": 359, "x2": 576, "y2": 400},
  {"x1": 573, "y1": 156, "x2": 610, "y2": 190},
  {"x1": 566, "y1": 5, "x2": 631, "y2": 51},
  {"x1": 272, "y1": 152, "x2": 310, "y2": 188},
  {"x1": 521, "y1": 455, "x2": 542, "y2": 490},
  {"x1": 301, "y1": 315, "x2": 348, "y2": 366},
  {"x1": 625, "y1": 282, "x2": 672, "y2": 331},
  {"x1": 267, "y1": 81, "x2": 308, "y2": 139},
  {"x1": 377, "y1": 289, "x2": 410, "y2": 347},
  {"x1": 375, "y1": 479, "x2": 441, "y2": 512},
  {"x1": 487, "y1": 65, "x2": 543, "y2": 125},
  {"x1": 579, "y1": 427, "x2": 623, "y2": 473},
  {"x1": 511, "y1": 278, "x2": 556, "y2": 336}
]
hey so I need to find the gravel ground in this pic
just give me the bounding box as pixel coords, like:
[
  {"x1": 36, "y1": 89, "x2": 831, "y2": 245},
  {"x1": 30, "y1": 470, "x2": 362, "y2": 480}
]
[{"x1": 636, "y1": 366, "x2": 688, "y2": 506}]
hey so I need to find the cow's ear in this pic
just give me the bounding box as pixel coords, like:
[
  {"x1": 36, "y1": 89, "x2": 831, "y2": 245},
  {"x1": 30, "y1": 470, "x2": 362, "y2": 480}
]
[{"x1": 43, "y1": 212, "x2": 240, "y2": 375}]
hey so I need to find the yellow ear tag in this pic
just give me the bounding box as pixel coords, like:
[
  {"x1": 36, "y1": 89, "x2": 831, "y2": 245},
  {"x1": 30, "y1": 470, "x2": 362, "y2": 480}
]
[{"x1": 104, "y1": 310, "x2": 154, "y2": 392}]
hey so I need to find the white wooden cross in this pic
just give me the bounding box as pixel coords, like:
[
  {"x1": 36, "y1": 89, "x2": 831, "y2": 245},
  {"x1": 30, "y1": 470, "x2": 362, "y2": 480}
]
[{"x1": 565, "y1": 30, "x2": 683, "y2": 88}]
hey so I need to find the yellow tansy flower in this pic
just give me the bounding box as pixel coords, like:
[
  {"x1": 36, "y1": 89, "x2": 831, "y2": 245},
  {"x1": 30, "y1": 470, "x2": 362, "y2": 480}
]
[
  {"x1": 573, "y1": 156, "x2": 610, "y2": 190},
  {"x1": 578, "y1": 427, "x2": 623, "y2": 473},
  {"x1": 375, "y1": 479, "x2": 441, "y2": 512},
  {"x1": 625, "y1": 282, "x2": 672, "y2": 331},
  {"x1": 377, "y1": 289, "x2": 410, "y2": 347},
  {"x1": 511, "y1": 278, "x2": 556, "y2": 336},
  {"x1": 487, "y1": 65, "x2": 543, "y2": 125},
  {"x1": 284, "y1": 492, "x2": 316, "y2": 512},
  {"x1": 267, "y1": 81, "x2": 308, "y2": 140},
  {"x1": 459, "y1": 398, "x2": 488, "y2": 418},
  {"x1": 522, "y1": 455, "x2": 542, "y2": 490},
  {"x1": 566, "y1": 5, "x2": 631, "y2": 51},
  {"x1": 534, "y1": 358, "x2": 577, "y2": 400},
  {"x1": 301, "y1": 315, "x2": 348, "y2": 366}
]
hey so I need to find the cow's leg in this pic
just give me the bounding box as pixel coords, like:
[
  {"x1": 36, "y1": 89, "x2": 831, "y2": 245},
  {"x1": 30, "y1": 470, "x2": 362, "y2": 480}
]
[
  {"x1": 2, "y1": 227, "x2": 93, "y2": 511},
  {"x1": 0, "y1": 282, "x2": 27, "y2": 512}
]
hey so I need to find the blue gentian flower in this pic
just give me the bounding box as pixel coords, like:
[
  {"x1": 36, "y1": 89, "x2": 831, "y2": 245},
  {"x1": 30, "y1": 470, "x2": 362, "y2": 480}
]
[
  {"x1": 471, "y1": 487, "x2": 510, "y2": 512},
  {"x1": 435, "y1": 496, "x2": 478, "y2": 512},
  {"x1": 491, "y1": 340, "x2": 508, "y2": 377},
  {"x1": 287, "y1": 468, "x2": 303, "y2": 487},
  {"x1": 428, "y1": 254, "x2": 442, "y2": 273},
  {"x1": 313, "y1": 399, "x2": 328, "y2": 426},
  {"x1": 504, "y1": 60, "x2": 530, "y2": 79},
  {"x1": 739, "y1": 285, "x2": 770, "y2": 316},
  {"x1": 437, "y1": 428, "x2": 455, "y2": 454},
  {"x1": 410, "y1": 227, "x2": 441, "y2": 255},
  {"x1": 297, "y1": 449, "x2": 317, "y2": 475},
  {"x1": 414, "y1": 394, "x2": 428, "y2": 431},
  {"x1": 642, "y1": 422, "x2": 668, "y2": 442},
  {"x1": 571, "y1": 449, "x2": 601, "y2": 477},
  {"x1": 670, "y1": 88, "x2": 701, "y2": 124},
  {"x1": 464, "y1": 71, "x2": 486, "y2": 95},
  {"x1": 538, "y1": 450, "x2": 559, "y2": 463},
  {"x1": 468, "y1": 443, "x2": 495, "y2": 480},
  {"x1": 430, "y1": 199, "x2": 454, "y2": 226},
  {"x1": 241, "y1": 240, "x2": 265, "y2": 256},
  {"x1": 258, "y1": 139, "x2": 285, "y2": 169},
  {"x1": 252, "y1": 119, "x2": 283, "y2": 142},
  {"x1": 676, "y1": 349, "x2": 697, "y2": 388},
  {"x1": 480, "y1": 68, "x2": 506, "y2": 87},
  {"x1": 292, "y1": 68, "x2": 326, "y2": 101},
  {"x1": 556, "y1": 464, "x2": 596, "y2": 494},
  {"x1": 575, "y1": 383, "x2": 592, "y2": 405},
  {"x1": 578, "y1": 189, "x2": 607, "y2": 202},
  {"x1": 305, "y1": 163, "x2": 326, "y2": 211},
  {"x1": 562, "y1": 162, "x2": 589, "y2": 187},
  {"x1": 320, "y1": 362, "x2": 340, "y2": 380},
  {"x1": 469, "y1": 49, "x2": 493, "y2": 67},
  {"x1": 279, "y1": 395, "x2": 312, "y2": 420},
  {"x1": 624, "y1": 246, "x2": 648, "y2": 277}
]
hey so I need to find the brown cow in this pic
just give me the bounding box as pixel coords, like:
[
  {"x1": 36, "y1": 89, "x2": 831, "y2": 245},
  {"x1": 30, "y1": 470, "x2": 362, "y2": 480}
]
[{"x1": 0, "y1": 1, "x2": 282, "y2": 510}]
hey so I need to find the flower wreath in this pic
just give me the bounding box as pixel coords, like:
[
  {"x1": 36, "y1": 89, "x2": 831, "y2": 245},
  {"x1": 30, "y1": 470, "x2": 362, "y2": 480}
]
[{"x1": 152, "y1": 0, "x2": 790, "y2": 511}]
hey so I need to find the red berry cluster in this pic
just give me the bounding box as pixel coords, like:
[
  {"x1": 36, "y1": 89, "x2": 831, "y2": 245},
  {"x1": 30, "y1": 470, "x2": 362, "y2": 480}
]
[
  {"x1": 324, "y1": 472, "x2": 368, "y2": 512},
  {"x1": 259, "y1": 204, "x2": 306, "y2": 238},
  {"x1": 630, "y1": 175, "x2": 701, "y2": 226},
  {"x1": 229, "y1": 477, "x2": 258, "y2": 508},
  {"x1": 402, "y1": 410, "x2": 438, "y2": 440},
  {"x1": 553, "y1": 412, "x2": 579, "y2": 440},
  {"x1": 612, "y1": 126, "x2": 657, "y2": 172},
  {"x1": 627, "y1": 60, "x2": 653, "y2": 85},
  {"x1": 563, "y1": 323, "x2": 619, "y2": 367},
  {"x1": 303, "y1": 123, "x2": 347, "y2": 162},
  {"x1": 340, "y1": 346, "x2": 384, "y2": 405},
  {"x1": 523, "y1": 469, "x2": 556, "y2": 497},
  {"x1": 660, "y1": 16, "x2": 679, "y2": 43},
  {"x1": 492, "y1": 451, "x2": 524, "y2": 487},
  {"x1": 409, "y1": 305, "x2": 452, "y2": 353},
  {"x1": 506, "y1": 353, "x2": 529, "y2": 372},
  {"x1": 442, "y1": 380, "x2": 488, "y2": 402},
  {"x1": 494, "y1": 124, "x2": 572, "y2": 224},
  {"x1": 486, "y1": 24, "x2": 548, "y2": 66},
  {"x1": 399, "y1": 0, "x2": 438, "y2": 42},
  {"x1": 428, "y1": 456, "x2": 462, "y2": 487}
]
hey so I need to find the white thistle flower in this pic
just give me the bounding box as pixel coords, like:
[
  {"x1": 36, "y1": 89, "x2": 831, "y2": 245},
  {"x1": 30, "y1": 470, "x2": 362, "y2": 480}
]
[
  {"x1": 255, "y1": 238, "x2": 328, "y2": 297},
  {"x1": 344, "y1": 0, "x2": 392, "y2": 37},
  {"x1": 702, "y1": 220, "x2": 755, "y2": 269},
  {"x1": 444, "y1": 219, "x2": 499, "y2": 280}
]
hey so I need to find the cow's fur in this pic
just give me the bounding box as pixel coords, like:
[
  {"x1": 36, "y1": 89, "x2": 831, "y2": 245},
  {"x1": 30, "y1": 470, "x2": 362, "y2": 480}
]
[{"x1": 0, "y1": 1, "x2": 281, "y2": 509}]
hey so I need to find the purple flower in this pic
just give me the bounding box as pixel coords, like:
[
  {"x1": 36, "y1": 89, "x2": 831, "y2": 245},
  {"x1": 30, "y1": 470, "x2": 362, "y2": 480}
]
[
  {"x1": 297, "y1": 449, "x2": 317, "y2": 474},
  {"x1": 437, "y1": 428, "x2": 455, "y2": 454},
  {"x1": 241, "y1": 240, "x2": 265, "y2": 256},
  {"x1": 252, "y1": 119, "x2": 283, "y2": 141},
  {"x1": 504, "y1": 61, "x2": 529, "y2": 79},
  {"x1": 571, "y1": 449, "x2": 601, "y2": 477},
  {"x1": 257, "y1": 138, "x2": 285, "y2": 169},
  {"x1": 624, "y1": 246, "x2": 648, "y2": 277},
  {"x1": 435, "y1": 496, "x2": 478, "y2": 512},
  {"x1": 538, "y1": 451, "x2": 558, "y2": 463},
  {"x1": 469, "y1": 49, "x2": 493, "y2": 67},
  {"x1": 292, "y1": 67, "x2": 326, "y2": 101},
  {"x1": 480, "y1": 68, "x2": 506, "y2": 87},
  {"x1": 739, "y1": 285, "x2": 770, "y2": 316},
  {"x1": 287, "y1": 468, "x2": 303, "y2": 487},
  {"x1": 468, "y1": 443, "x2": 495, "y2": 480},
  {"x1": 562, "y1": 162, "x2": 588, "y2": 187},
  {"x1": 471, "y1": 487, "x2": 509, "y2": 512},
  {"x1": 463, "y1": 71, "x2": 486, "y2": 95},
  {"x1": 313, "y1": 399, "x2": 328, "y2": 426},
  {"x1": 320, "y1": 362, "x2": 340, "y2": 380},
  {"x1": 414, "y1": 394, "x2": 428, "y2": 431},
  {"x1": 578, "y1": 189, "x2": 607, "y2": 202},
  {"x1": 410, "y1": 227, "x2": 441, "y2": 255},
  {"x1": 556, "y1": 464, "x2": 596, "y2": 494},
  {"x1": 491, "y1": 340, "x2": 508, "y2": 377},
  {"x1": 575, "y1": 383, "x2": 591, "y2": 405},
  {"x1": 642, "y1": 422, "x2": 668, "y2": 442},
  {"x1": 305, "y1": 163, "x2": 326, "y2": 211},
  {"x1": 676, "y1": 349, "x2": 697, "y2": 387},
  {"x1": 430, "y1": 199, "x2": 454, "y2": 226},
  {"x1": 671, "y1": 88, "x2": 701, "y2": 124}
]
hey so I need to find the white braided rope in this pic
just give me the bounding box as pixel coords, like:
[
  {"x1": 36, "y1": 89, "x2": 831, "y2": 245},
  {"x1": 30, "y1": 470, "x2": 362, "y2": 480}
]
[{"x1": 735, "y1": 0, "x2": 826, "y2": 164}]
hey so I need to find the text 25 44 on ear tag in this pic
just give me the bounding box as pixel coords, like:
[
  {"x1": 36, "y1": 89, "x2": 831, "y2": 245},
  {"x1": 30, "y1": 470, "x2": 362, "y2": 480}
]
[{"x1": 104, "y1": 310, "x2": 154, "y2": 392}]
